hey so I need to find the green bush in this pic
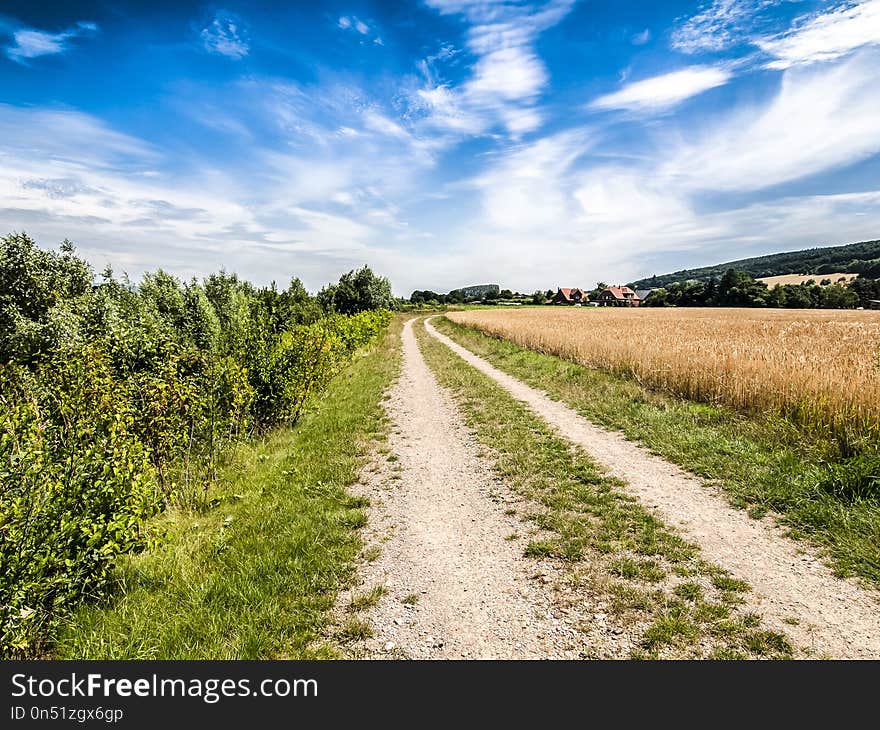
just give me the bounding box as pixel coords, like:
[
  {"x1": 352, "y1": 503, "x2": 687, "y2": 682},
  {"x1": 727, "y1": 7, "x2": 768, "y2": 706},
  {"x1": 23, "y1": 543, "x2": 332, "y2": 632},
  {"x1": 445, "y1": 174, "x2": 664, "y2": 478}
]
[
  {"x1": 0, "y1": 233, "x2": 391, "y2": 657},
  {"x1": 0, "y1": 349, "x2": 159, "y2": 656}
]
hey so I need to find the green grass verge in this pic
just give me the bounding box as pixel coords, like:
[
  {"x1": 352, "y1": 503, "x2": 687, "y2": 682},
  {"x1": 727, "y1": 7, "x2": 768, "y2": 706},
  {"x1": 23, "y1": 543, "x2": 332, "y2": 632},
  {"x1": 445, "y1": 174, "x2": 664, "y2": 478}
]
[
  {"x1": 433, "y1": 316, "x2": 880, "y2": 587},
  {"x1": 54, "y1": 318, "x2": 403, "y2": 659},
  {"x1": 415, "y1": 319, "x2": 791, "y2": 659}
]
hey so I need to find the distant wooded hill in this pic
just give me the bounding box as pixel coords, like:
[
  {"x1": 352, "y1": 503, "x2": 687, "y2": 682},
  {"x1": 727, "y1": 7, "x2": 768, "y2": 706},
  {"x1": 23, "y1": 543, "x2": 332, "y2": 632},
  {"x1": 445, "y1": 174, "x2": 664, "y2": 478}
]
[{"x1": 629, "y1": 239, "x2": 880, "y2": 289}]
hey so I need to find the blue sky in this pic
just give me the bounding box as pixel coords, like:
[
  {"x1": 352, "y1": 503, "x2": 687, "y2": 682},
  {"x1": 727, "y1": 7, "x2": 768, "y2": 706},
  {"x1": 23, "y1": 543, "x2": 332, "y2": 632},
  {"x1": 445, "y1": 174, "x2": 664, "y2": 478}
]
[{"x1": 1, "y1": 0, "x2": 879, "y2": 294}]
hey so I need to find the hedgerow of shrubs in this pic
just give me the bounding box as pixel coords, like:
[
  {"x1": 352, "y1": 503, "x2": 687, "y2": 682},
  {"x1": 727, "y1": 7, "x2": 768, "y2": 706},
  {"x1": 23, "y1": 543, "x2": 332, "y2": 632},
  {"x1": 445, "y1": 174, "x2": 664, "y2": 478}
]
[{"x1": 0, "y1": 232, "x2": 391, "y2": 656}]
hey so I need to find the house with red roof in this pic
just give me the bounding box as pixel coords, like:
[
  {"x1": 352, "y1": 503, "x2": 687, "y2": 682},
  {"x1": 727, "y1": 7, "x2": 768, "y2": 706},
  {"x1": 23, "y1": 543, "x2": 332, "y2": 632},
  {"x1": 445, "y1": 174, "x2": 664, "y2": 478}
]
[
  {"x1": 552, "y1": 287, "x2": 587, "y2": 305},
  {"x1": 596, "y1": 286, "x2": 641, "y2": 307}
]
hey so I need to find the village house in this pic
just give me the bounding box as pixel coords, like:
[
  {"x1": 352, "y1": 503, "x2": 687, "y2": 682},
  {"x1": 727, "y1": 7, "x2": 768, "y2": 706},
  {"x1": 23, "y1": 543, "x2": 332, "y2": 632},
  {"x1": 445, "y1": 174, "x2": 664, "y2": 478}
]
[
  {"x1": 596, "y1": 285, "x2": 641, "y2": 307},
  {"x1": 552, "y1": 287, "x2": 587, "y2": 305}
]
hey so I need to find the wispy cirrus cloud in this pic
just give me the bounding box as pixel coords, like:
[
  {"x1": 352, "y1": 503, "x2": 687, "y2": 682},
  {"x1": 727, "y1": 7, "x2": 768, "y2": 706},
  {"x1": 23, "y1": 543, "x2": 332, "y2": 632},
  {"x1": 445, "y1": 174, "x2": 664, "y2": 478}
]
[
  {"x1": 0, "y1": 103, "x2": 155, "y2": 165},
  {"x1": 4, "y1": 20, "x2": 98, "y2": 63},
  {"x1": 200, "y1": 10, "x2": 249, "y2": 59},
  {"x1": 589, "y1": 65, "x2": 732, "y2": 112},
  {"x1": 631, "y1": 28, "x2": 652, "y2": 45},
  {"x1": 757, "y1": 0, "x2": 880, "y2": 68},
  {"x1": 671, "y1": 0, "x2": 779, "y2": 54},
  {"x1": 664, "y1": 49, "x2": 880, "y2": 191},
  {"x1": 671, "y1": 0, "x2": 880, "y2": 68}
]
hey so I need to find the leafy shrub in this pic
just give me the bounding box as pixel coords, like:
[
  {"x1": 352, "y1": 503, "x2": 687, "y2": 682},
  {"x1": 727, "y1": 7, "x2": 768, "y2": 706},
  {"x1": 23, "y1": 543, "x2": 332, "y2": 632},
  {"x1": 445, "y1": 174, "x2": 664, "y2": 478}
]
[
  {"x1": 0, "y1": 349, "x2": 159, "y2": 656},
  {"x1": 0, "y1": 233, "x2": 391, "y2": 656}
]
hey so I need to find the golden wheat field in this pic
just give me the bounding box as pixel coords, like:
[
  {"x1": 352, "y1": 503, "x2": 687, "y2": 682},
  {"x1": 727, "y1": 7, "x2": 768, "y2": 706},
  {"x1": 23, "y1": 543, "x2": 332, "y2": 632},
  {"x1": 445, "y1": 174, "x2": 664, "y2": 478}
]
[{"x1": 447, "y1": 307, "x2": 880, "y2": 443}]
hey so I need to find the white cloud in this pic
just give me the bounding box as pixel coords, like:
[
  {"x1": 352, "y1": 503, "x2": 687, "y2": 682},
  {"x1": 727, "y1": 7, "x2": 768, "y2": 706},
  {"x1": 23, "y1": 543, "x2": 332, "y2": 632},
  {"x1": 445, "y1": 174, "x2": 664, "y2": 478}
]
[
  {"x1": 9, "y1": 30, "x2": 66, "y2": 58},
  {"x1": 672, "y1": 0, "x2": 880, "y2": 69},
  {"x1": 467, "y1": 46, "x2": 548, "y2": 101},
  {"x1": 201, "y1": 11, "x2": 249, "y2": 59},
  {"x1": 415, "y1": 84, "x2": 486, "y2": 134},
  {"x1": 0, "y1": 104, "x2": 155, "y2": 165},
  {"x1": 5, "y1": 20, "x2": 98, "y2": 63},
  {"x1": 664, "y1": 50, "x2": 880, "y2": 190},
  {"x1": 574, "y1": 169, "x2": 692, "y2": 228},
  {"x1": 363, "y1": 110, "x2": 410, "y2": 139},
  {"x1": 360, "y1": 109, "x2": 441, "y2": 165},
  {"x1": 757, "y1": 0, "x2": 880, "y2": 68},
  {"x1": 417, "y1": 0, "x2": 575, "y2": 137},
  {"x1": 671, "y1": 0, "x2": 778, "y2": 54},
  {"x1": 500, "y1": 107, "x2": 544, "y2": 136},
  {"x1": 337, "y1": 15, "x2": 379, "y2": 41},
  {"x1": 470, "y1": 131, "x2": 590, "y2": 232},
  {"x1": 590, "y1": 66, "x2": 732, "y2": 112}
]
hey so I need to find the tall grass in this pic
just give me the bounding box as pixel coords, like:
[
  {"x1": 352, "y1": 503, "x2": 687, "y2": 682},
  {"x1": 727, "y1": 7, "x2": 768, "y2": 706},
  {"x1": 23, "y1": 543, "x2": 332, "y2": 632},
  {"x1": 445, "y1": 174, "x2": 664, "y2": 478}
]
[{"x1": 449, "y1": 307, "x2": 880, "y2": 454}]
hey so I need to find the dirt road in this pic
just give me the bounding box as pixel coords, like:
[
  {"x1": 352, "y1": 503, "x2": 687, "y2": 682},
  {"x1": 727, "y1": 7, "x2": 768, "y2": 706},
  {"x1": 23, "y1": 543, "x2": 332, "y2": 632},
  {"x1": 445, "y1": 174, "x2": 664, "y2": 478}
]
[{"x1": 344, "y1": 318, "x2": 592, "y2": 658}]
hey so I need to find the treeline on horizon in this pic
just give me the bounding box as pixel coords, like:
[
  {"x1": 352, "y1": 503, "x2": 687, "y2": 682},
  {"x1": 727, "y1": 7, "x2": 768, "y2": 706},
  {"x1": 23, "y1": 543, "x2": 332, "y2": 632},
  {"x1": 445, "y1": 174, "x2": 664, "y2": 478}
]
[
  {"x1": 0, "y1": 232, "x2": 395, "y2": 657},
  {"x1": 643, "y1": 269, "x2": 880, "y2": 309},
  {"x1": 410, "y1": 284, "x2": 549, "y2": 306},
  {"x1": 409, "y1": 270, "x2": 880, "y2": 309},
  {"x1": 630, "y1": 238, "x2": 880, "y2": 290}
]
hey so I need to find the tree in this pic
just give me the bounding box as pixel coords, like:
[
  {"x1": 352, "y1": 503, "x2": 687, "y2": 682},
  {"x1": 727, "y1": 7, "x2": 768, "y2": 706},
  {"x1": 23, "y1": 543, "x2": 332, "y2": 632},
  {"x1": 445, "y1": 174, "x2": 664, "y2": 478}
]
[
  {"x1": 851, "y1": 277, "x2": 880, "y2": 307},
  {"x1": 140, "y1": 269, "x2": 188, "y2": 332},
  {"x1": 818, "y1": 283, "x2": 859, "y2": 309},
  {"x1": 0, "y1": 233, "x2": 93, "y2": 363},
  {"x1": 665, "y1": 279, "x2": 708, "y2": 306},
  {"x1": 530, "y1": 290, "x2": 546, "y2": 305},
  {"x1": 280, "y1": 277, "x2": 322, "y2": 325},
  {"x1": 409, "y1": 290, "x2": 446, "y2": 306},
  {"x1": 859, "y1": 259, "x2": 880, "y2": 278},
  {"x1": 716, "y1": 269, "x2": 768, "y2": 307},
  {"x1": 704, "y1": 276, "x2": 718, "y2": 303},
  {"x1": 183, "y1": 280, "x2": 221, "y2": 352},
  {"x1": 766, "y1": 285, "x2": 787, "y2": 308},
  {"x1": 643, "y1": 288, "x2": 668, "y2": 307},
  {"x1": 319, "y1": 266, "x2": 395, "y2": 314},
  {"x1": 782, "y1": 284, "x2": 812, "y2": 308}
]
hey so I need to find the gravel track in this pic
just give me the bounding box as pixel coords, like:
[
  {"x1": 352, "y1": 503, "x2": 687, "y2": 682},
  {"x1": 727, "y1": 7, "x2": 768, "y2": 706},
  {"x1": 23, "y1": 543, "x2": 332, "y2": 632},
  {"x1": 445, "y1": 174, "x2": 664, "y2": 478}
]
[
  {"x1": 428, "y1": 316, "x2": 880, "y2": 659},
  {"x1": 343, "y1": 318, "x2": 599, "y2": 659}
]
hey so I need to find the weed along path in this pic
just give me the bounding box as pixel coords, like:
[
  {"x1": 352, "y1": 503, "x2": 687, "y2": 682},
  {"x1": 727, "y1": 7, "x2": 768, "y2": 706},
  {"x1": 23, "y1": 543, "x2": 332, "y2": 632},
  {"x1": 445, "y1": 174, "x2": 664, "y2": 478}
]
[
  {"x1": 424, "y1": 317, "x2": 880, "y2": 660},
  {"x1": 343, "y1": 318, "x2": 589, "y2": 659}
]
